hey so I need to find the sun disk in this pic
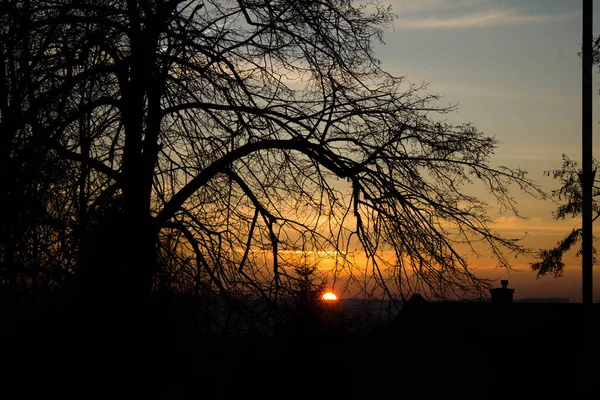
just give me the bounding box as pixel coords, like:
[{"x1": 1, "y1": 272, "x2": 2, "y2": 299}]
[{"x1": 322, "y1": 292, "x2": 338, "y2": 301}]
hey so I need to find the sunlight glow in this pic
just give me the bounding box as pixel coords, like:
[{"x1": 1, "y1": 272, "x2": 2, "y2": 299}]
[{"x1": 322, "y1": 292, "x2": 338, "y2": 301}]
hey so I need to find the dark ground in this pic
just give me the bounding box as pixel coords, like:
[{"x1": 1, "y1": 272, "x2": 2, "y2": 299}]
[
  {"x1": 2, "y1": 303, "x2": 598, "y2": 399},
  {"x1": 2, "y1": 331, "x2": 597, "y2": 399}
]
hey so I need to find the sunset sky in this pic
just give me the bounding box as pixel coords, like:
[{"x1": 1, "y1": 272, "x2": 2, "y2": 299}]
[{"x1": 361, "y1": 0, "x2": 600, "y2": 302}]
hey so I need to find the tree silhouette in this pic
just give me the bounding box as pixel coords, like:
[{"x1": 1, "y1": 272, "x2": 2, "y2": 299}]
[
  {"x1": 531, "y1": 35, "x2": 600, "y2": 278},
  {"x1": 1, "y1": 0, "x2": 544, "y2": 336},
  {"x1": 276, "y1": 255, "x2": 329, "y2": 336},
  {"x1": 0, "y1": 0, "x2": 81, "y2": 330},
  {"x1": 530, "y1": 155, "x2": 600, "y2": 278}
]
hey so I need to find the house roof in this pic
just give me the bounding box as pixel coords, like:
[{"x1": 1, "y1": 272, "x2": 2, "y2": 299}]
[{"x1": 387, "y1": 294, "x2": 600, "y2": 341}]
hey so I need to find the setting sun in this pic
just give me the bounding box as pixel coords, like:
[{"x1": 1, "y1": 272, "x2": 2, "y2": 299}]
[{"x1": 322, "y1": 292, "x2": 338, "y2": 301}]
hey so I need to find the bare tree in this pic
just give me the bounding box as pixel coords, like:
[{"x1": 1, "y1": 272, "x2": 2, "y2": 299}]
[
  {"x1": 6, "y1": 0, "x2": 544, "y2": 335},
  {"x1": 0, "y1": 0, "x2": 83, "y2": 329}
]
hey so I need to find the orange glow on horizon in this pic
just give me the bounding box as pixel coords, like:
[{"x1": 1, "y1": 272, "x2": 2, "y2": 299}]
[{"x1": 322, "y1": 292, "x2": 338, "y2": 301}]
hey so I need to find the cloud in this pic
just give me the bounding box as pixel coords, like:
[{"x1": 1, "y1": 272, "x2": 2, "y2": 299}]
[
  {"x1": 388, "y1": 0, "x2": 493, "y2": 15},
  {"x1": 392, "y1": 5, "x2": 578, "y2": 30},
  {"x1": 490, "y1": 215, "x2": 580, "y2": 235}
]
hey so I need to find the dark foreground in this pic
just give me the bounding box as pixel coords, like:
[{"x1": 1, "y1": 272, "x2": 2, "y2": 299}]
[
  {"x1": 2, "y1": 331, "x2": 597, "y2": 400},
  {"x1": 2, "y1": 303, "x2": 599, "y2": 400}
]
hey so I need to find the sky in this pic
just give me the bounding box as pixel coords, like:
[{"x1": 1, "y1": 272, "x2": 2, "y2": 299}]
[{"x1": 362, "y1": 0, "x2": 600, "y2": 302}]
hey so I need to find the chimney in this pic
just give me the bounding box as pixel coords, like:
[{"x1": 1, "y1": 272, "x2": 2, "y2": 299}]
[{"x1": 490, "y1": 280, "x2": 514, "y2": 304}]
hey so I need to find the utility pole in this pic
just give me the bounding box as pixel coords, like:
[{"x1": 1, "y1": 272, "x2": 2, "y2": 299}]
[
  {"x1": 582, "y1": 0, "x2": 593, "y2": 307},
  {"x1": 581, "y1": 0, "x2": 595, "y2": 394}
]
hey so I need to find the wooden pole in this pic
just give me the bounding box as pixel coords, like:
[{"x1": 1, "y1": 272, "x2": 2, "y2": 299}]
[
  {"x1": 582, "y1": 0, "x2": 593, "y2": 307},
  {"x1": 581, "y1": 0, "x2": 595, "y2": 394}
]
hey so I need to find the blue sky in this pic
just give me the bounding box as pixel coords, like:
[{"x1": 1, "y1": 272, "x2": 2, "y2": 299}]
[
  {"x1": 368, "y1": 0, "x2": 600, "y2": 301},
  {"x1": 375, "y1": 1, "x2": 598, "y2": 213}
]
